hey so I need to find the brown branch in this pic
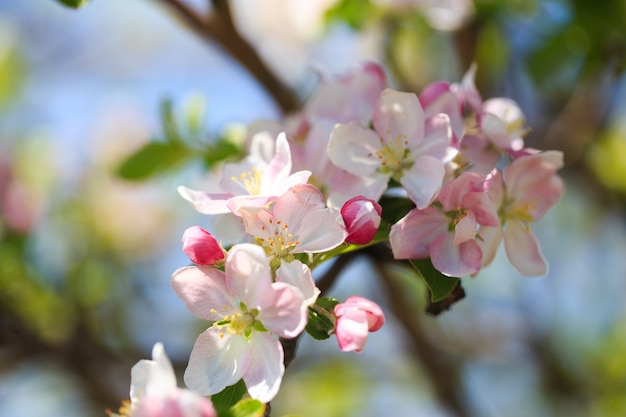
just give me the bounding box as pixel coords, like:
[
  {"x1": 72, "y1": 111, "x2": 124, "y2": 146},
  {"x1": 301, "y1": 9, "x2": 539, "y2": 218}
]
[
  {"x1": 366, "y1": 247, "x2": 473, "y2": 417},
  {"x1": 156, "y1": 0, "x2": 301, "y2": 114}
]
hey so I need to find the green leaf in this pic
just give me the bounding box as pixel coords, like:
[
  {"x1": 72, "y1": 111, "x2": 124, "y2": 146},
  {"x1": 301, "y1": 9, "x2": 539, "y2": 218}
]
[
  {"x1": 305, "y1": 298, "x2": 339, "y2": 340},
  {"x1": 229, "y1": 399, "x2": 265, "y2": 417},
  {"x1": 116, "y1": 140, "x2": 190, "y2": 180},
  {"x1": 325, "y1": 0, "x2": 375, "y2": 29},
  {"x1": 54, "y1": 0, "x2": 90, "y2": 8},
  {"x1": 409, "y1": 259, "x2": 460, "y2": 302},
  {"x1": 212, "y1": 380, "x2": 247, "y2": 416},
  {"x1": 202, "y1": 137, "x2": 244, "y2": 168}
]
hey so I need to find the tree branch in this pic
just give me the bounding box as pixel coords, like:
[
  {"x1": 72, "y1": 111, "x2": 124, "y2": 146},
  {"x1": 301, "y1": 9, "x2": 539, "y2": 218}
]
[{"x1": 156, "y1": 0, "x2": 301, "y2": 114}]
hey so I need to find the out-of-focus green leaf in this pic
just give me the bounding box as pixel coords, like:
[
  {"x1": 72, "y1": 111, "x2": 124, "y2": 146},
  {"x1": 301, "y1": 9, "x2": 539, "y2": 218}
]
[
  {"x1": 229, "y1": 399, "x2": 265, "y2": 417},
  {"x1": 0, "y1": 25, "x2": 24, "y2": 107},
  {"x1": 54, "y1": 0, "x2": 90, "y2": 8},
  {"x1": 409, "y1": 258, "x2": 460, "y2": 302},
  {"x1": 116, "y1": 140, "x2": 191, "y2": 180},
  {"x1": 475, "y1": 22, "x2": 510, "y2": 79},
  {"x1": 212, "y1": 379, "x2": 247, "y2": 416},
  {"x1": 202, "y1": 137, "x2": 244, "y2": 168},
  {"x1": 305, "y1": 298, "x2": 339, "y2": 341},
  {"x1": 324, "y1": 0, "x2": 375, "y2": 29}
]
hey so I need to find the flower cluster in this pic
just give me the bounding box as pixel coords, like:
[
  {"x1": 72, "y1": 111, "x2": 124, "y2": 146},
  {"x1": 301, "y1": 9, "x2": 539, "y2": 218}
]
[{"x1": 170, "y1": 62, "x2": 563, "y2": 404}]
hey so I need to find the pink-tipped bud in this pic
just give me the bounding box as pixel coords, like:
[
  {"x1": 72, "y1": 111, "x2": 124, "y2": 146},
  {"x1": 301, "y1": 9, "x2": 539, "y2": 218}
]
[
  {"x1": 340, "y1": 196, "x2": 382, "y2": 245},
  {"x1": 334, "y1": 296, "x2": 385, "y2": 352},
  {"x1": 181, "y1": 226, "x2": 225, "y2": 266}
]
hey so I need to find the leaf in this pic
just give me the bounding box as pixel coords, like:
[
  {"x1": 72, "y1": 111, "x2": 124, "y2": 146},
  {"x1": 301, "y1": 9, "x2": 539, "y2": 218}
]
[
  {"x1": 409, "y1": 259, "x2": 460, "y2": 303},
  {"x1": 116, "y1": 140, "x2": 191, "y2": 180},
  {"x1": 202, "y1": 137, "x2": 244, "y2": 168},
  {"x1": 229, "y1": 399, "x2": 265, "y2": 417},
  {"x1": 212, "y1": 380, "x2": 247, "y2": 416},
  {"x1": 305, "y1": 298, "x2": 339, "y2": 340},
  {"x1": 54, "y1": 0, "x2": 90, "y2": 8},
  {"x1": 324, "y1": 0, "x2": 375, "y2": 29}
]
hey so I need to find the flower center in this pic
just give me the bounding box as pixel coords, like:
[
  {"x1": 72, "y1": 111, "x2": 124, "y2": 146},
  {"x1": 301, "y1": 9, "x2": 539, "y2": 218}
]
[
  {"x1": 231, "y1": 167, "x2": 263, "y2": 195},
  {"x1": 371, "y1": 133, "x2": 412, "y2": 176},
  {"x1": 257, "y1": 218, "x2": 300, "y2": 259},
  {"x1": 212, "y1": 302, "x2": 262, "y2": 339}
]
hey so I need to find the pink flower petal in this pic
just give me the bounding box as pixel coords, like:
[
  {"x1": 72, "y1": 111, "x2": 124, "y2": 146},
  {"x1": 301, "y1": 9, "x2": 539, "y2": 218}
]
[
  {"x1": 503, "y1": 219, "x2": 547, "y2": 277},
  {"x1": 276, "y1": 259, "x2": 319, "y2": 306},
  {"x1": 430, "y1": 232, "x2": 482, "y2": 277},
  {"x1": 177, "y1": 186, "x2": 232, "y2": 215},
  {"x1": 258, "y1": 282, "x2": 308, "y2": 339},
  {"x1": 171, "y1": 266, "x2": 235, "y2": 321},
  {"x1": 334, "y1": 308, "x2": 370, "y2": 352},
  {"x1": 400, "y1": 155, "x2": 445, "y2": 209},
  {"x1": 183, "y1": 329, "x2": 246, "y2": 396},
  {"x1": 328, "y1": 122, "x2": 383, "y2": 177},
  {"x1": 390, "y1": 207, "x2": 448, "y2": 260},
  {"x1": 373, "y1": 89, "x2": 425, "y2": 149},
  {"x1": 240, "y1": 332, "x2": 284, "y2": 403}
]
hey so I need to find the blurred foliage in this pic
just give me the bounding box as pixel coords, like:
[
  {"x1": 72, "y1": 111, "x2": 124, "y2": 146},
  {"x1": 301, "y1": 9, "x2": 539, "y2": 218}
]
[
  {"x1": 117, "y1": 97, "x2": 244, "y2": 180},
  {"x1": 54, "y1": 0, "x2": 91, "y2": 9},
  {"x1": 586, "y1": 123, "x2": 626, "y2": 195},
  {"x1": 0, "y1": 23, "x2": 24, "y2": 108}
]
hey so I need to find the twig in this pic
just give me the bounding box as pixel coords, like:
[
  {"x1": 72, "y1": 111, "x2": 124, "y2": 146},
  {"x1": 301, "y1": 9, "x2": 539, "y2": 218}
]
[
  {"x1": 156, "y1": 0, "x2": 301, "y2": 114},
  {"x1": 366, "y1": 247, "x2": 473, "y2": 417}
]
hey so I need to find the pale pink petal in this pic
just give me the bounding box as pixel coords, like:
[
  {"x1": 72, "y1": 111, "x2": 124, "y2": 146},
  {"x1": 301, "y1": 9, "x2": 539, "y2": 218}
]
[
  {"x1": 480, "y1": 112, "x2": 512, "y2": 149},
  {"x1": 334, "y1": 308, "x2": 370, "y2": 352},
  {"x1": 224, "y1": 244, "x2": 274, "y2": 308},
  {"x1": 334, "y1": 296, "x2": 385, "y2": 332},
  {"x1": 459, "y1": 62, "x2": 483, "y2": 114},
  {"x1": 420, "y1": 84, "x2": 465, "y2": 140},
  {"x1": 400, "y1": 155, "x2": 445, "y2": 209},
  {"x1": 457, "y1": 134, "x2": 500, "y2": 175},
  {"x1": 276, "y1": 259, "x2": 319, "y2": 306},
  {"x1": 453, "y1": 212, "x2": 477, "y2": 244},
  {"x1": 177, "y1": 186, "x2": 232, "y2": 215},
  {"x1": 476, "y1": 225, "x2": 503, "y2": 268},
  {"x1": 328, "y1": 122, "x2": 383, "y2": 177},
  {"x1": 389, "y1": 207, "x2": 448, "y2": 259},
  {"x1": 430, "y1": 232, "x2": 482, "y2": 277},
  {"x1": 184, "y1": 329, "x2": 246, "y2": 396},
  {"x1": 241, "y1": 332, "x2": 284, "y2": 403},
  {"x1": 219, "y1": 158, "x2": 264, "y2": 195},
  {"x1": 266, "y1": 170, "x2": 312, "y2": 197},
  {"x1": 373, "y1": 89, "x2": 425, "y2": 149},
  {"x1": 420, "y1": 114, "x2": 456, "y2": 161},
  {"x1": 503, "y1": 219, "x2": 547, "y2": 277},
  {"x1": 258, "y1": 282, "x2": 308, "y2": 338},
  {"x1": 272, "y1": 184, "x2": 326, "y2": 229},
  {"x1": 437, "y1": 172, "x2": 487, "y2": 211},
  {"x1": 462, "y1": 192, "x2": 500, "y2": 227},
  {"x1": 171, "y1": 266, "x2": 235, "y2": 321},
  {"x1": 262, "y1": 132, "x2": 292, "y2": 186}
]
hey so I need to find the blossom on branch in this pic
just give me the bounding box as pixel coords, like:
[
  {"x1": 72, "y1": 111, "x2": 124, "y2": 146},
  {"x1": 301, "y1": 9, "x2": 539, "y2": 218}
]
[
  {"x1": 171, "y1": 244, "x2": 309, "y2": 403},
  {"x1": 108, "y1": 342, "x2": 216, "y2": 417},
  {"x1": 181, "y1": 226, "x2": 226, "y2": 266},
  {"x1": 334, "y1": 296, "x2": 385, "y2": 352},
  {"x1": 390, "y1": 172, "x2": 499, "y2": 277},
  {"x1": 178, "y1": 132, "x2": 311, "y2": 215},
  {"x1": 328, "y1": 88, "x2": 456, "y2": 208},
  {"x1": 341, "y1": 196, "x2": 383, "y2": 245}
]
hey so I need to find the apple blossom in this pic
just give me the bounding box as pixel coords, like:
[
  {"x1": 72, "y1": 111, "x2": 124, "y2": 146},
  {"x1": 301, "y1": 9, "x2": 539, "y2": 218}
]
[
  {"x1": 328, "y1": 88, "x2": 456, "y2": 208},
  {"x1": 171, "y1": 244, "x2": 309, "y2": 402},
  {"x1": 108, "y1": 342, "x2": 216, "y2": 417},
  {"x1": 238, "y1": 184, "x2": 347, "y2": 261},
  {"x1": 390, "y1": 172, "x2": 499, "y2": 277},
  {"x1": 481, "y1": 151, "x2": 565, "y2": 276},
  {"x1": 177, "y1": 132, "x2": 311, "y2": 216},
  {"x1": 341, "y1": 196, "x2": 383, "y2": 245},
  {"x1": 181, "y1": 226, "x2": 225, "y2": 266},
  {"x1": 334, "y1": 296, "x2": 385, "y2": 352}
]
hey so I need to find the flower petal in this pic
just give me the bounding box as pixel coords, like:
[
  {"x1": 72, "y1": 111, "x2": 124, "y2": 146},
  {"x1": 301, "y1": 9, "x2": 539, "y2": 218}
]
[
  {"x1": 400, "y1": 155, "x2": 445, "y2": 209},
  {"x1": 334, "y1": 308, "x2": 370, "y2": 352},
  {"x1": 328, "y1": 122, "x2": 383, "y2": 177},
  {"x1": 241, "y1": 332, "x2": 284, "y2": 403},
  {"x1": 184, "y1": 329, "x2": 246, "y2": 396},
  {"x1": 430, "y1": 232, "x2": 482, "y2": 277},
  {"x1": 224, "y1": 244, "x2": 274, "y2": 308},
  {"x1": 171, "y1": 266, "x2": 235, "y2": 321},
  {"x1": 177, "y1": 186, "x2": 232, "y2": 215},
  {"x1": 503, "y1": 219, "x2": 547, "y2": 277},
  {"x1": 276, "y1": 259, "x2": 319, "y2": 306},
  {"x1": 258, "y1": 282, "x2": 308, "y2": 338},
  {"x1": 389, "y1": 207, "x2": 448, "y2": 260},
  {"x1": 373, "y1": 89, "x2": 424, "y2": 149}
]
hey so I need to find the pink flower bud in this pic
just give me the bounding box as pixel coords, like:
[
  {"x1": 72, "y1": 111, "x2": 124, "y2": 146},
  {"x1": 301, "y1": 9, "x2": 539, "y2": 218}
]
[
  {"x1": 334, "y1": 296, "x2": 385, "y2": 352},
  {"x1": 181, "y1": 226, "x2": 225, "y2": 266},
  {"x1": 340, "y1": 196, "x2": 382, "y2": 245}
]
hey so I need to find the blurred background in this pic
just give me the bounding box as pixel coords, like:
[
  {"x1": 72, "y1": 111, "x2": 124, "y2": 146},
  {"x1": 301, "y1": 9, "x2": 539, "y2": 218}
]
[{"x1": 1, "y1": 1, "x2": 626, "y2": 416}]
